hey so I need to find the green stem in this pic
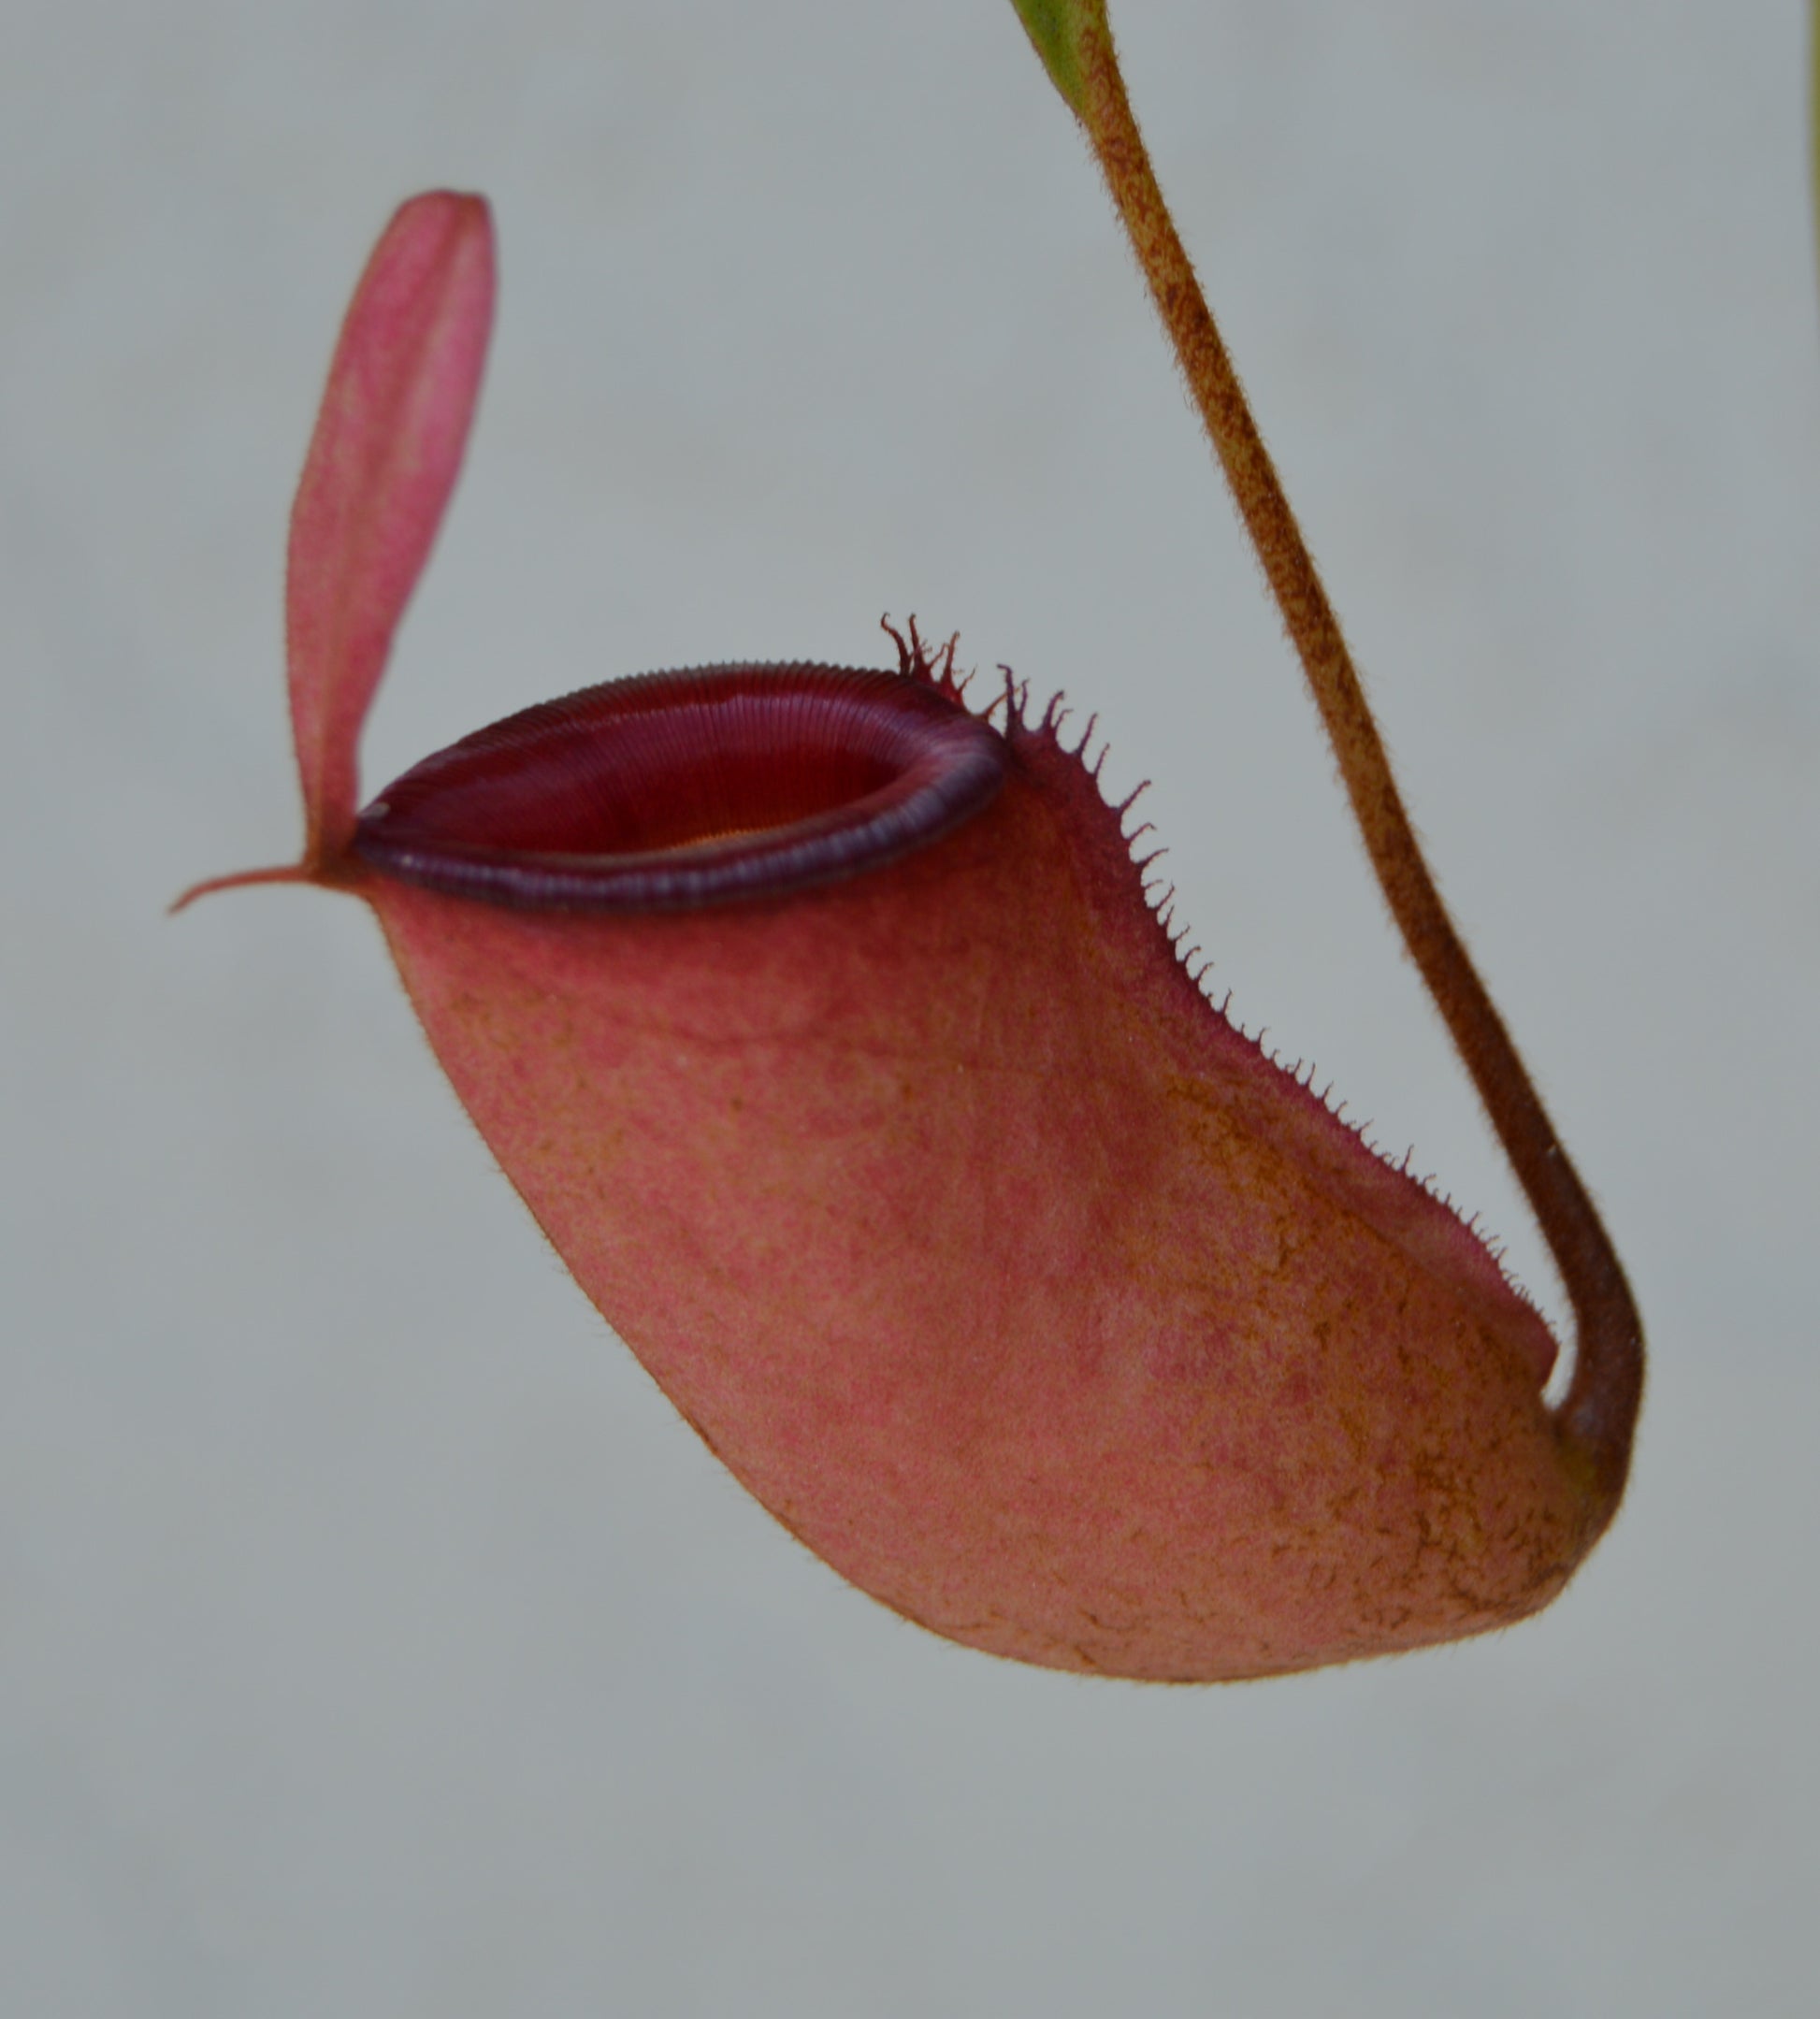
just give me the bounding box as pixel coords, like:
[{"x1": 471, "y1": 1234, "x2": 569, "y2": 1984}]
[{"x1": 1017, "y1": 1, "x2": 1641, "y2": 1526}]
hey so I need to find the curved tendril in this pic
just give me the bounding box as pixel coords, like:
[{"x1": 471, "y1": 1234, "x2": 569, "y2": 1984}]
[{"x1": 1027, "y1": 1, "x2": 1642, "y2": 1521}]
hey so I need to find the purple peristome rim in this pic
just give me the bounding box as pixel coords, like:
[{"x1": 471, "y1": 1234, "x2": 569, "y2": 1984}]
[{"x1": 352, "y1": 662, "x2": 1007, "y2": 913}]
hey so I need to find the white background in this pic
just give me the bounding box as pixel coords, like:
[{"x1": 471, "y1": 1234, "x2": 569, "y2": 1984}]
[{"x1": 5, "y1": 2, "x2": 1817, "y2": 2012}]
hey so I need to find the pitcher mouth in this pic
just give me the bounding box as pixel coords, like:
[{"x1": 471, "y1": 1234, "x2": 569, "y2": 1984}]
[{"x1": 351, "y1": 662, "x2": 1008, "y2": 913}]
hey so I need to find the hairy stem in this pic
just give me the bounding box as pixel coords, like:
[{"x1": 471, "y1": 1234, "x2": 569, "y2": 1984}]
[{"x1": 1061, "y1": 5, "x2": 1640, "y2": 1523}]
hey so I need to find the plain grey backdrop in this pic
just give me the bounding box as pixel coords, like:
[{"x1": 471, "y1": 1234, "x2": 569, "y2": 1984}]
[{"x1": 5, "y1": 1, "x2": 1817, "y2": 2012}]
